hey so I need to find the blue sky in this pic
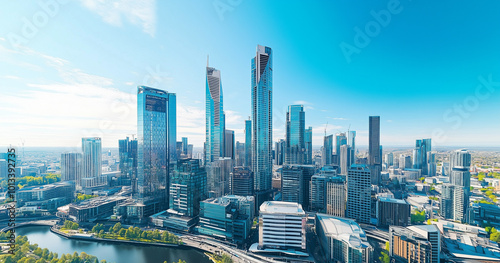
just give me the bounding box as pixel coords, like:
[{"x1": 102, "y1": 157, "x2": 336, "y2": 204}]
[{"x1": 1, "y1": 0, "x2": 500, "y2": 149}]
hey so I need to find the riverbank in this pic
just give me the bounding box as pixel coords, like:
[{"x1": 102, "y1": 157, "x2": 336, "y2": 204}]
[{"x1": 50, "y1": 226, "x2": 183, "y2": 248}]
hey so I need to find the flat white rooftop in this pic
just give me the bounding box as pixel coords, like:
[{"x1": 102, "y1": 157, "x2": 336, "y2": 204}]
[
  {"x1": 316, "y1": 214, "x2": 371, "y2": 249},
  {"x1": 260, "y1": 201, "x2": 305, "y2": 215}
]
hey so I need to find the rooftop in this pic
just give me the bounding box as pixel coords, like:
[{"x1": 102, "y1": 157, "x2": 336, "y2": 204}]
[
  {"x1": 378, "y1": 197, "x2": 408, "y2": 205},
  {"x1": 316, "y1": 214, "x2": 371, "y2": 249},
  {"x1": 260, "y1": 201, "x2": 304, "y2": 215}
]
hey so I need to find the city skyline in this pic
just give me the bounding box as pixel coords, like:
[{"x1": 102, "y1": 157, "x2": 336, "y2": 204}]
[{"x1": 2, "y1": 1, "x2": 500, "y2": 149}]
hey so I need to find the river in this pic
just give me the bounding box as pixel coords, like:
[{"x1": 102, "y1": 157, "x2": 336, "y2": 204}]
[{"x1": 16, "y1": 226, "x2": 211, "y2": 263}]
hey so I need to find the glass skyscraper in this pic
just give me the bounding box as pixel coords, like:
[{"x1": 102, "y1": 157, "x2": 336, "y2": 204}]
[
  {"x1": 305, "y1": 127, "x2": 313, "y2": 165},
  {"x1": 285, "y1": 105, "x2": 305, "y2": 165},
  {"x1": 368, "y1": 116, "x2": 381, "y2": 185},
  {"x1": 61, "y1": 152, "x2": 82, "y2": 183},
  {"x1": 137, "y1": 86, "x2": 176, "y2": 209},
  {"x1": 413, "y1": 138, "x2": 432, "y2": 175},
  {"x1": 251, "y1": 45, "x2": 273, "y2": 200},
  {"x1": 81, "y1": 137, "x2": 105, "y2": 188},
  {"x1": 206, "y1": 63, "x2": 225, "y2": 164},
  {"x1": 244, "y1": 119, "x2": 252, "y2": 167},
  {"x1": 322, "y1": 134, "x2": 333, "y2": 167}
]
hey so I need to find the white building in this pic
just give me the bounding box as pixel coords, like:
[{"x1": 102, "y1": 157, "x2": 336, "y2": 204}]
[{"x1": 258, "y1": 201, "x2": 306, "y2": 250}]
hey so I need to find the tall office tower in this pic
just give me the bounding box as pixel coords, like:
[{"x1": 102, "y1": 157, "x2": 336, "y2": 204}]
[
  {"x1": 427, "y1": 152, "x2": 436, "y2": 177},
  {"x1": 281, "y1": 165, "x2": 315, "y2": 210},
  {"x1": 224, "y1": 129, "x2": 235, "y2": 159},
  {"x1": 326, "y1": 176, "x2": 346, "y2": 217},
  {"x1": 322, "y1": 134, "x2": 333, "y2": 167},
  {"x1": 346, "y1": 164, "x2": 371, "y2": 224},
  {"x1": 170, "y1": 159, "x2": 207, "y2": 217},
  {"x1": 137, "y1": 86, "x2": 176, "y2": 209},
  {"x1": 235, "y1": 141, "x2": 245, "y2": 166},
  {"x1": 258, "y1": 201, "x2": 306, "y2": 251},
  {"x1": 81, "y1": 137, "x2": 106, "y2": 189},
  {"x1": 335, "y1": 133, "x2": 347, "y2": 156},
  {"x1": 305, "y1": 127, "x2": 313, "y2": 165},
  {"x1": 207, "y1": 157, "x2": 233, "y2": 198},
  {"x1": 348, "y1": 130, "x2": 356, "y2": 164},
  {"x1": 251, "y1": 45, "x2": 273, "y2": 208},
  {"x1": 384, "y1": 152, "x2": 394, "y2": 167},
  {"x1": 310, "y1": 175, "x2": 327, "y2": 212},
  {"x1": 399, "y1": 154, "x2": 412, "y2": 169},
  {"x1": 368, "y1": 116, "x2": 381, "y2": 185},
  {"x1": 118, "y1": 137, "x2": 138, "y2": 188},
  {"x1": 413, "y1": 138, "x2": 432, "y2": 175},
  {"x1": 339, "y1": 145, "x2": 353, "y2": 175},
  {"x1": 206, "y1": 63, "x2": 225, "y2": 164},
  {"x1": 176, "y1": 141, "x2": 183, "y2": 160},
  {"x1": 181, "y1": 137, "x2": 188, "y2": 155},
  {"x1": 61, "y1": 152, "x2": 82, "y2": 183},
  {"x1": 187, "y1": 144, "x2": 193, "y2": 158},
  {"x1": 274, "y1": 139, "x2": 285, "y2": 165},
  {"x1": 440, "y1": 184, "x2": 454, "y2": 219},
  {"x1": 230, "y1": 166, "x2": 254, "y2": 196},
  {"x1": 448, "y1": 149, "x2": 472, "y2": 223},
  {"x1": 285, "y1": 105, "x2": 305, "y2": 165},
  {"x1": 244, "y1": 119, "x2": 252, "y2": 167}
]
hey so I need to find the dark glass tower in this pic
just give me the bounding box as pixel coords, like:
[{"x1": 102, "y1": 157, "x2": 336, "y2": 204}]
[{"x1": 137, "y1": 86, "x2": 176, "y2": 209}]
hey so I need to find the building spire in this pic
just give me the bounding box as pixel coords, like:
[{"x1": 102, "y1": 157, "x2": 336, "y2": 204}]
[{"x1": 207, "y1": 55, "x2": 209, "y2": 67}]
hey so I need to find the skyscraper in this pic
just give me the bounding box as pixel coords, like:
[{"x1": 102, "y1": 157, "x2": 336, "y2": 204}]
[
  {"x1": 244, "y1": 119, "x2": 252, "y2": 167},
  {"x1": 322, "y1": 134, "x2": 333, "y2": 166},
  {"x1": 448, "y1": 149, "x2": 472, "y2": 223},
  {"x1": 230, "y1": 166, "x2": 254, "y2": 196},
  {"x1": 285, "y1": 105, "x2": 305, "y2": 165},
  {"x1": 81, "y1": 137, "x2": 106, "y2": 189},
  {"x1": 339, "y1": 144, "x2": 353, "y2": 175},
  {"x1": 170, "y1": 159, "x2": 207, "y2": 217},
  {"x1": 252, "y1": 45, "x2": 273, "y2": 207},
  {"x1": 118, "y1": 137, "x2": 138, "y2": 188},
  {"x1": 181, "y1": 137, "x2": 188, "y2": 155},
  {"x1": 274, "y1": 139, "x2": 285, "y2": 165},
  {"x1": 207, "y1": 157, "x2": 233, "y2": 198},
  {"x1": 305, "y1": 126, "x2": 313, "y2": 165},
  {"x1": 368, "y1": 116, "x2": 381, "y2": 185},
  {"x1": 206, "y1": 62, "x2": 225, "y2": 164},
  {"x1": 224, "y1": 129, "x2": 235, "y2": 159},
  {"x1": 61, "y1": 152, "x2": 82, "y2": 184},
  {"x1": 346, "y1": 164, "x2": 371, "y2": 224},
  {"x1": 413, "y1": 138, "x2": 432, "y2": 175},
  {"x1": 348, "y1": 130, "x2": 356, "y2": 164},
  {"x1": 137, "y1": 86, "x2": 176, "y2": 209}
]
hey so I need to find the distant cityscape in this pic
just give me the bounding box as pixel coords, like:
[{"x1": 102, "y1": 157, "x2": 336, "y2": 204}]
[{"x1": 0, "y1": 44, "x2": 499, "y2": 263}]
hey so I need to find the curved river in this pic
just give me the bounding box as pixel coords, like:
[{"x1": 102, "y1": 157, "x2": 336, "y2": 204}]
[{"x1": 16, "y1": 226, "x2": 211, "y2": 263}]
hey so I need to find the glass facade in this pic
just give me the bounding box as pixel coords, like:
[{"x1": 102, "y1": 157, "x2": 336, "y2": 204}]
[
  {"x1": 251, "y1": 45, "x2": 273, "y2": 192},
  {"x1": 305, "y1": 127, "x2": 313, "y2": 165},
  {"x1": 169, "y1": 159, "x2": 207, "y2": 217},
  {"x1": 137, "y1": 86, "x2": 176, "y2": 208},
  {"x1": 81, "y1": 137, "x2": 105, "y2": 188},
  {"x1": 244, "y1": 119, "x2": 252, "y2": 167},
  {"x1": 322, "y1": 135, "x2": 333, "y2": 166},
  {"x1": 285, "y1": 105, "x2": 305, "y2": 165},
  {"x1": 206, "y1": 65, "x2": 225, "y2": 164}
]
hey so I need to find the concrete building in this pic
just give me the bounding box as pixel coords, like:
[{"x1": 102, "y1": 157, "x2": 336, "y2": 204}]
[
  {"x1": 376, "y1": 197, "x2": 410, "y2": 227},
  {"x1": 258, "y1": 201, "x2": 306, "y2": 250},
  {"x1": 326, "y1": 176, "x2": 346, "y2": 217},
  {"x1": 346, "y1": 164, "x2": 371, "y2": 224},
  {"x1": 390, "y1": 225, "x2": 441, "y2": 263},
  {"x1": 230, "y1": 166, "x2": 253, "y2": 197}
]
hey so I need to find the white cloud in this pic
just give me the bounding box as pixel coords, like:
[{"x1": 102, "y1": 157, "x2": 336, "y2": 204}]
[
  {"x1": 329, "y1": 117, "x2": 348, "y2": 121},
  {"x1": 292, "y1": 100, "x2": 312, "y2": 105},
  {"x1": 1, "y1": 75, "x2": 20, "y2": 80},
  {"x1": 79, "y1": 0, "x2": 157, "y2": 37}
]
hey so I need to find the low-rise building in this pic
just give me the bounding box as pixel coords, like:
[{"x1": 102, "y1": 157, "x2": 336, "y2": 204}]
[
  {"x1": 315, "y1": 213, "x2": 372, "y2": 263},
  {"x1": 376, "y1": 196, "x2": 410, "y2": 227},
  {"x1": 196, "y1": 195, "x2": 254, "y2": 244}
]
